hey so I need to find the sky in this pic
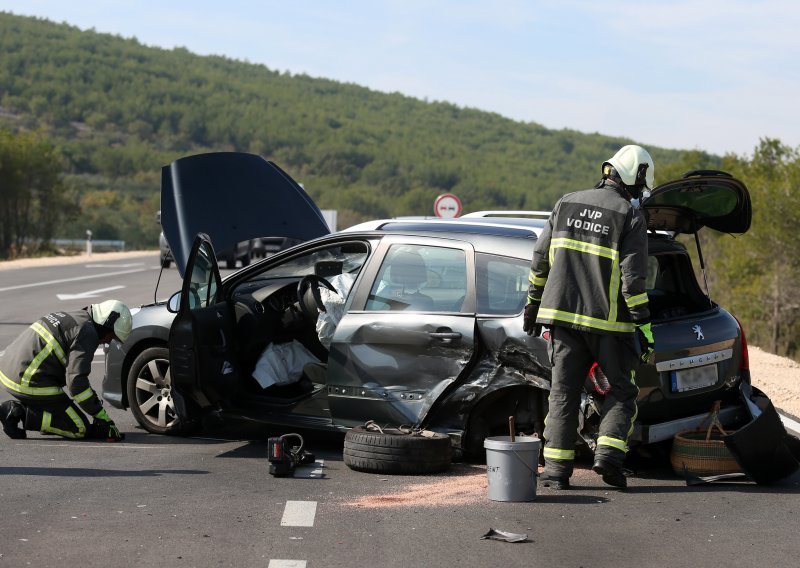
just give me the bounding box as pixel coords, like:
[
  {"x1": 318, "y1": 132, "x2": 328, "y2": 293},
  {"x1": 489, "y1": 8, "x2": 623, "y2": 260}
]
[{"x1": 2, "y1": 0, "x2": 798, "y2": 156}]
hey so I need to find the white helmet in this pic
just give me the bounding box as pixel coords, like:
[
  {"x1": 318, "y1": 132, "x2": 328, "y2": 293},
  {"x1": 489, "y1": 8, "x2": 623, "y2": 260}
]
[
  {"x1": 90, "y1": 300, "x2": 132, "y2": 343},
  {"x1": 603, "y1": 144, "x2": 655, "y2": 191}
]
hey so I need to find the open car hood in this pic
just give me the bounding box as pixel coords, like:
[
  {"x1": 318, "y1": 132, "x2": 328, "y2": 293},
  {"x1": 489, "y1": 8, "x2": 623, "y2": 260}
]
[
  {"x1": 161, "y1": 152, "x2": 331, "y2": 275},
  {"x1": 642, "y1": 170, "x2": 751, "y2": 235}
]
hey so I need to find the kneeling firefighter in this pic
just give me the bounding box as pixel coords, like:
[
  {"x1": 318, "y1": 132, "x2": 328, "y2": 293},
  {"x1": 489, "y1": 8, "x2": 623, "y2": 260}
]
[
  {"x1": 0, "y1": 300, "x2": 132, "y2": 441},
  {"x1": 524, "y1": 145, "x2": 656, "y2": 489}
]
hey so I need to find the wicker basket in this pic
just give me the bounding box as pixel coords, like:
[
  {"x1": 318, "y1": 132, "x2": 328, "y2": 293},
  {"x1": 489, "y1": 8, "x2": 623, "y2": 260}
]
[{"x1": 670, "y1": 401, "x2": 742, "y2": 477}]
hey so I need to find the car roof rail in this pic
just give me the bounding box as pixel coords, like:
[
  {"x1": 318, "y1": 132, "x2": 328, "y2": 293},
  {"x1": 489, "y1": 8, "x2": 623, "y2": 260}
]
[
  {"x1": 342, "y1": 217, "x2": 542, "y2": 237},
  {"x1": 461, "y1": 210, "x2": 552, "y2": 219}
]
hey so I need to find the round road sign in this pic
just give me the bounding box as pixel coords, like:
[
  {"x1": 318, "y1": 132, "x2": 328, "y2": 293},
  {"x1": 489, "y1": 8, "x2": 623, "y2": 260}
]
[{"x1": 434, "y1": 193, "x2": 462, "y2": 218}]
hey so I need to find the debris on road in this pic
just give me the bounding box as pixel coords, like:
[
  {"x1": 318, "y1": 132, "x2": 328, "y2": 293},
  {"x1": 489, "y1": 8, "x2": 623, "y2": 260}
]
[{"x1": 480, "y1": 528, "x2": 529, "y2": 543}]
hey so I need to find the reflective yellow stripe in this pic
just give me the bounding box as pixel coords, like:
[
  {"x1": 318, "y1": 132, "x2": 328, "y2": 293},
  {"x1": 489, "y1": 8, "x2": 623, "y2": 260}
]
[
  {"x1": 31, "y1": 322, "x2": 67, "y2": 365},
  {"x1": 41, "y1": 408, "x2": 86, "y2": 439},
  {"x1": 538, "y1": 308, "x2": 635, "y2": 333},
  {"x1": 73, "y1": 387, "x2": 96, "y2": 404},
  {"x1": 543, "y1": 447, "x2": 575, "y2": 461},
  {"x1": 21, "y1": 322, "x2": 68, "y2": 388},
  {"x1": 529, "y1": 274, "x2": 547, "y2": 287},
  {"x1": 597, "y1": 436, "x2": 628, "y2": 453},
  {"x1": 549, "y1": 238, "x2": 626, "y2": 325},
  {"x1": 608, "y1": 256, "x2": 620, "y2": 323},
  {"x1": 551, "y1": 238, "x2": 618, "y2": 261},
  {"x1": 0, "y1": 369, "x2": 64, "y2": 397},
  {"x1": 20, "y1": 322, "x2": 66, "y2": 387},
  {"x1": 597, "y1": 370, "x2": 639, "y2": 453},
  {"x1": 626, "y1": 293, "x2": 649, "y2": 309}
]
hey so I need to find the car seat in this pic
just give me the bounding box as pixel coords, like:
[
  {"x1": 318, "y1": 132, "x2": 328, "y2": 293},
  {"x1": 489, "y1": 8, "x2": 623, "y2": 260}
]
[{"x1": 383, "y1": 250, "x2": 435, "y2": 310}]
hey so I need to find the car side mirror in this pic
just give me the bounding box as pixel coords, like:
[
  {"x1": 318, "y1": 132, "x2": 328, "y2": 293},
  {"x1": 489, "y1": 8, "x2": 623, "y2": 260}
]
[{"x1": 167, "y1": 291, "x2": 181, "y2": 313}]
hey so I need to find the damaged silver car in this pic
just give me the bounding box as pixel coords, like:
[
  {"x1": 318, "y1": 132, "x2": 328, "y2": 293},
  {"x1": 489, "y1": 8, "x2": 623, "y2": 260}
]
[{"x1": 103, "y1": 153, "x2": 758, "y2": 464}]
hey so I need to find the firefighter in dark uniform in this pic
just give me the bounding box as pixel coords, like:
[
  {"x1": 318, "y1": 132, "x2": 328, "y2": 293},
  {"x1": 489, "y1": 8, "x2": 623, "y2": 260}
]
[
  {"x1": 524, "y1": 145, "x2": 656, "y2": 489},
  {"x1": 0, "y1": 300, "x2": 132, "y2": 441}
]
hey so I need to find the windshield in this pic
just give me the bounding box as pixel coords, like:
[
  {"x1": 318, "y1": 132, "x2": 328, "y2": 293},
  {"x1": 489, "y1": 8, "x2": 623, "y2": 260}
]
[{"x1": 257, "y1": 242, "x2": 370, "y2": 280}]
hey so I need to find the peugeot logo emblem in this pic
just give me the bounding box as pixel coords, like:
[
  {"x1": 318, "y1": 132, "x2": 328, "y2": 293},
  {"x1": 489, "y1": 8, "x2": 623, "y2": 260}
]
[{"x1": 692, "y1": 324, "x2": 704, "y2": 341}]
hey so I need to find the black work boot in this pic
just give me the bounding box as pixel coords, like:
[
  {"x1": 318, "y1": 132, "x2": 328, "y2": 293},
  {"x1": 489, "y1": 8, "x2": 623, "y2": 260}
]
[
  {"x1": 592, "y1": 457, "x2": 627, "y2": 488},
  {"x1": 539, "y1": 472, "x2": 570, "y2": 490},
  {"x1": 0, "y1": 400, "x2": 27, "y2": 439}
]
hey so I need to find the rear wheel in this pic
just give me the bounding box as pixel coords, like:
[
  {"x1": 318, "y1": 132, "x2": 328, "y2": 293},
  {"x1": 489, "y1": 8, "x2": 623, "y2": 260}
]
[
  {"x1": 343, "y1": 425, "x2": 452, "y2": 474},
  {"x1": 127, "y1": 346, "x2": 196, "y2": 435},
  {"x1": 463, "y1": 387, "x2": 547, "y2": 462}
]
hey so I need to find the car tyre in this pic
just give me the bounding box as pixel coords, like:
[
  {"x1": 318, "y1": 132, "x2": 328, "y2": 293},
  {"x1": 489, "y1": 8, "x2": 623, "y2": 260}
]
[
  {"x1": 161, "y1": 257, "x2": 171, "y2": 269},
  {"x1": 127, "y1": 346, "x2": 198, "y2": 435},
  {"x1": 343, "y1": 425, "x2": 452, "y2": 474}
]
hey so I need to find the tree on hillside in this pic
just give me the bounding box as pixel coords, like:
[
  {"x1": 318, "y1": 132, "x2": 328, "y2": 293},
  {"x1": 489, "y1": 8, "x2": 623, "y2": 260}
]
[
  {"x1": 712, "y1": 139, "x2": 800, "y2": 357},
  {"x1": 0, "y1": 129, "x2": 70, "y2": 258}
]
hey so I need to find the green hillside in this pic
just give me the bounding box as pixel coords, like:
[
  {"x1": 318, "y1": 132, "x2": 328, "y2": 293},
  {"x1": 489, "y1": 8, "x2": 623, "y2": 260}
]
[
  {"x1": 4, "y1": 12, "x2": 800, "y2": 359},
  {"x1": 0, "y1": 11, "x2": 693, "y2": 248}
]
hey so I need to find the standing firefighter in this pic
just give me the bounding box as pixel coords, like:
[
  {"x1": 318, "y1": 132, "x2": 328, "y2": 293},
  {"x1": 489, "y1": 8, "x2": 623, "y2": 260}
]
[
  {"x1": 525, "y1": 145, "x2": 656, "y2": 489},
  {"x1": 0, "y1": 300, "x2": 132, "y2": 441}
]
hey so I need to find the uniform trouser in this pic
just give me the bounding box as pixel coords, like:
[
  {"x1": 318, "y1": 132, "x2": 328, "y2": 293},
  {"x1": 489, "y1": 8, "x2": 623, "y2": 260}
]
[
  {"x1": 12, "y1": 393, "x2": 90, "y2": 439},
  {"x1": 543, "y1": 325, "x2": 640, "y2": 477}
]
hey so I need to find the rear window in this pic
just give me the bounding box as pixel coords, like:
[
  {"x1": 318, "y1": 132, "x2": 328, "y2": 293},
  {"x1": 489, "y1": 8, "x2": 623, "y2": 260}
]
[{"x1": 646, "y1": 252, "x2": 710, "y2": 320}]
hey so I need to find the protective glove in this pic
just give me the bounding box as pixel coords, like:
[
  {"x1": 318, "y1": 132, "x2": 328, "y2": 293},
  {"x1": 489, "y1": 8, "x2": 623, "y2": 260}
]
[
  {"x1": 636, "y1": 321, "x2": 655, "y2": 363},
  {"x1": 523, "y1": 302, "x2": 542, "y2": 337},
  {"x1": 93, "y1": 408, "x2": 125, "y2": 441},
  {"x1": 105, "y1": 421, "x2": 125, "y2": 442}
]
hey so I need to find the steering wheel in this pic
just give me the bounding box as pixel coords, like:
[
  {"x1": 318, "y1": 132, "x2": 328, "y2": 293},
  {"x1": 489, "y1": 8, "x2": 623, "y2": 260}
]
[{"x1": 296, "y1": 275, "x2": 337, "y2": 319}]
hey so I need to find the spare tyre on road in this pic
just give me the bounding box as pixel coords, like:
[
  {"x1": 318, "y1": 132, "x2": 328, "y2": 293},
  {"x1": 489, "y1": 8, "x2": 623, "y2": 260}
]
[{"x1": 343, "y1": 423, "x2": 452, "y2": 475}]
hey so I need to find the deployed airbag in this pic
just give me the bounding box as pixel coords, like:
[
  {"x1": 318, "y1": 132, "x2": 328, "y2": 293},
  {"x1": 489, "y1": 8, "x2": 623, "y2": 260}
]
[{"x1": 252, "y1": 340, "x2": 320, "y2": 389}]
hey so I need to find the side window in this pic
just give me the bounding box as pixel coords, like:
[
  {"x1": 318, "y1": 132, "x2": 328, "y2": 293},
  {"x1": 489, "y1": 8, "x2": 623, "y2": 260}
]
[
  {"x1": 365, "y1": 244, "x2": 467, "y2": 312},
  {"x1": 188, "y1": 242, "x2": 219, "y2": 309},
  {"x1": 476, "y1": 253, "x2": 529, "y2": 315}
]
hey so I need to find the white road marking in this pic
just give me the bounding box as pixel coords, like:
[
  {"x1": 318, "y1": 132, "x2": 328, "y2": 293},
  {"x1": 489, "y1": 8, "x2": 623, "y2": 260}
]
[
  {"x1": 268, "y1": 561, "x2": 307, "y2": 568},
  {"x1": 0, "y1": 268, "x2": 145, "y2": 292},
  {"x1": 781, "y1": 413, "x2": 800, "y2": 436},
  {"x1": 85, "y1": 263, "x2": 145, "y2": 268},
  {"x1": 280, "y1": 501, "x2": 317, "y2": 527},
  {"x1": 20, "y1": 443, "x2": 169, "y2": 449},
  {"x1": 57, "y1": 285, "x2": 125, "y2": 300},
  {"x1": 294, "y1": 460, "x2": 325, "y2": 479}
]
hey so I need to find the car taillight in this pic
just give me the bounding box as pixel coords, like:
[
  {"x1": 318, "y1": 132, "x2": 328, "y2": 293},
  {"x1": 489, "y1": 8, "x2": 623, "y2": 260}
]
[{"x1": 734, "y1": 316, "x2": 749, "y2": 371}]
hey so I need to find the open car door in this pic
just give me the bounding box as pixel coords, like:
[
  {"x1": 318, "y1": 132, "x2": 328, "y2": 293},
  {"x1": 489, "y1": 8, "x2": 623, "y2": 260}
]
[{"x1": 168, "y1": 234, "x2": 239, "y2": 414}]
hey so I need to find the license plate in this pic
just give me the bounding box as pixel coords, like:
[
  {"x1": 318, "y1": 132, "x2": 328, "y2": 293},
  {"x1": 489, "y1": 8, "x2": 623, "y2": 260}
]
[{"x1": 670, "y1": 365, "x2": 718, "y2": 392}]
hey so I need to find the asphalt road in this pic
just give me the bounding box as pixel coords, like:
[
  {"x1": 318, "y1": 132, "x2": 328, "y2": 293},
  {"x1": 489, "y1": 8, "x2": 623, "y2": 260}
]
[{"x1": 1, "y1": 254, "x2": 799, "y2": 567}]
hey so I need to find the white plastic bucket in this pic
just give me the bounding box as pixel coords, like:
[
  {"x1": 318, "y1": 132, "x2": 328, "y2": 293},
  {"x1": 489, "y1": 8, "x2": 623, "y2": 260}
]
[{"x1": 484, "y1": 435, "x2": 541, "y2": 502}]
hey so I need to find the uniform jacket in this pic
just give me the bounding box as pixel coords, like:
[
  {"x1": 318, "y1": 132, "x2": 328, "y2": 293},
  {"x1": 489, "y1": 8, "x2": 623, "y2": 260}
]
[
  {"x1": 528, "y1": 181, "x2": 650, "y2": 334},
  {"x1": 0, "y1": 308, "x2": 105, "y2": 416}
]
